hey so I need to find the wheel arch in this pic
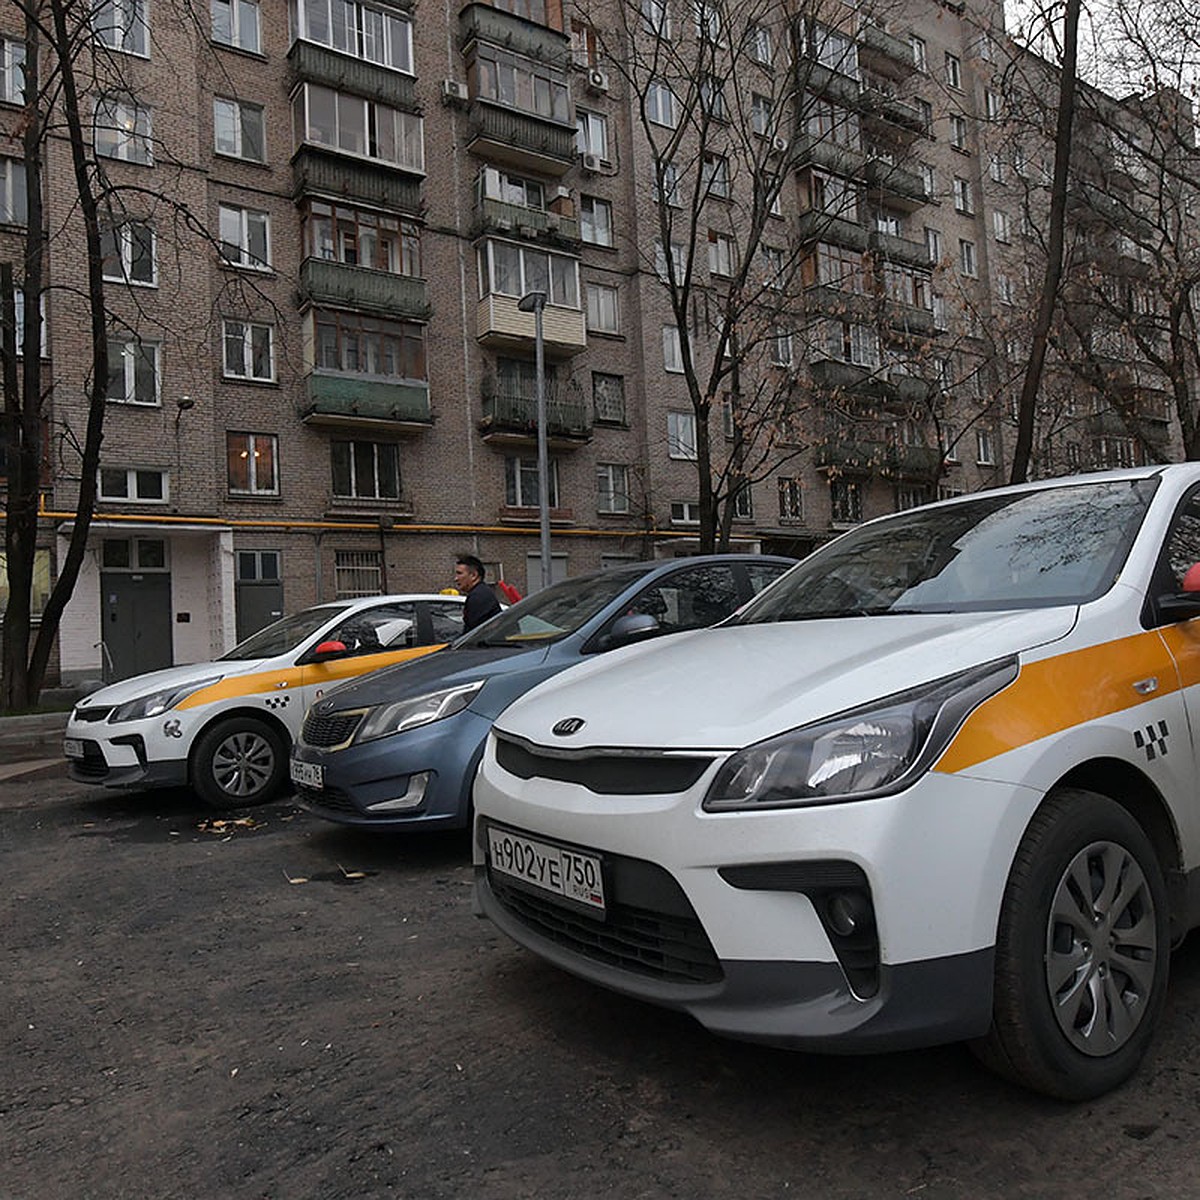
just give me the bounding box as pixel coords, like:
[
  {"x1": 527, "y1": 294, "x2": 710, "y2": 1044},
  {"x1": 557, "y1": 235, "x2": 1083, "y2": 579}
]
[{"x1": 187, "y1": 706, "x2": 292, "y2": 779}]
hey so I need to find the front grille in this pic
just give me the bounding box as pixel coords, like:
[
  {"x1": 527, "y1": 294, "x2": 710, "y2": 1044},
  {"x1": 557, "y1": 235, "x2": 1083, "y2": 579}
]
[
  {"x1": 73, "y1": 706, "x2": 113, "y2": 723},
  {"x1": 73, "y1": 740, "x2": 111, "y2": 779},
  {"x1": 295, "y1": 783, "x2": 361, "y2": 815},
  {"x1": 301, "y1": 710, "x2": 365, "y2": 749},
  {"x1": 495, "y1": 733, "x2": 713, "y2": 795},
  {"x1": 487, "y1": 839, "x2": 722, "y2": 985}
]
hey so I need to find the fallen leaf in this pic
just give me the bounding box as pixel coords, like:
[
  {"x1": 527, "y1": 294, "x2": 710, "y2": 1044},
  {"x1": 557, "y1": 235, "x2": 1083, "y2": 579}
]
[
  {"x1": 338, "y1": 863, "x2": 367, "y2": 880},
  {"x1": 283, "y1": 869, "x2": 309, "y2": 885}
]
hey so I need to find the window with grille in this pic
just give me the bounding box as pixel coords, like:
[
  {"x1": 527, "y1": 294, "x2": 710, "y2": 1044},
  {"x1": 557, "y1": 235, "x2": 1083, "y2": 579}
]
[
  {"x1": 592, "y1": 372, "x2": 625, "y2": 424},
  {"x1": 335, "y1": 550, "x2": 383, "y2": 598}
]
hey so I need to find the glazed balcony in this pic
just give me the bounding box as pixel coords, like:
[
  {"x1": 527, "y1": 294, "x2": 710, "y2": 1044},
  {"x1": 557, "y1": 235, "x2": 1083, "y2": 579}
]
[
  {"x1": 299, "y1": 259, "x2": 431, "y2": 321},
  {"x1": 858, "y1": 24, "x2": 917, "y2": 79},
  {"x1": 459, "y1": 2, "x2": 570, "y2": 66},
  {"x1": 291, "y1": 147, "x2": 423, "y2": 214},
  {"x1": 467, "y1": 102, "x2": 578, "y2": 176},
  {"x1": 288, "y1": 41, "x2": 418, "y2": 110},
  {"x1": 476, "y1": 293, "x2": 586, "y2": 358},
  {"x1": 300, "y1": 374, "x2": 432, "y2": 432}
]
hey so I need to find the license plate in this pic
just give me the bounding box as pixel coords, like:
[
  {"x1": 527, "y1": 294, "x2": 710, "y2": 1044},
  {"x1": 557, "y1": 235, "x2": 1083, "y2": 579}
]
[
  {"x1": 290, "y1": 759, "x2": 323, "y2": 789},
  {"x1": 487, "y1": 826, "x2": 605, "y2": 913},
  {"x1": 63, "y1": 738, "x2": 84, "y2": 759}
]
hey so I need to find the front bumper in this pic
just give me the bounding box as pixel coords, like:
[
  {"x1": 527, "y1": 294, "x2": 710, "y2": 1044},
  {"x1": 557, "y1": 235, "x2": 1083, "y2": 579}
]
[
  {"x1": 291, "y1": 708, "x2": 494, "y2": 831},
  {"x1": 473, "y1": 743, "x2": 1044, "y2": 1053},
  {"x1": 65, "y1": 734, "x2": 188, "y2": 790}
]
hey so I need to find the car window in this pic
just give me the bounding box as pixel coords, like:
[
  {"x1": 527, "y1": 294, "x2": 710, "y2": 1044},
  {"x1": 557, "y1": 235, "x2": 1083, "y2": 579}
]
[
  {"x1": 219, "y1": 604, "x2": 350, "y2": 660},
  {"x1": 427, "y1": 600, "x2": 465, "y2": 644},
  {"x1": 327, "y1": 603, "x2": 417, "y2": 656},
  {"x1": 745, "y1": 561, "x2": 791, "y2": 596},
  {"x1": 626, "y1": 565, "x2": 741, "y2": 634},
  {"x1": 1161, "y1": 490, "x2": 1200, "y2": 589}
]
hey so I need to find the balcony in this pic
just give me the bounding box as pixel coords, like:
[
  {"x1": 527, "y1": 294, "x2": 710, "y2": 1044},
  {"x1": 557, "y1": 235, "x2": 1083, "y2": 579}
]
[
  {"x1": 480, "y1": 388, "x2": 591, "y2": 446},
  {"x1": 858, "y1": 24, "x2": 917, "y2": 79},
  {"x1": 288, "y1": 41, "x2": 418, "y2": 111},
  {"x1": 868, "y1": 229, "x2": 934, "y2": 270},
  {"x1": 459, "y1": 2, "x2": 570, "y2": 66},
  {"x1": 859, "y1": 88, "x2": 926, "y2": 139},
  {"x1": 809, "y1": 358, "x2": 890, "y2": 398},
  {"x1": 815, "y1": 437, "x2": 942, "y2": 479},
  {"x1": 793, "y1": 134, "x2": 867, "y2": 180},
  {"x1": 796, "y1": 210, "x2": 868, "y2": 252},
  {"x1": 467, "y1": 101, "x2": 578, "y2": 176},
  {"x1": 476, "y1": 293, "x2": 586, "y2": 358},
  {"x1": 883, "y1": 299, "x2": 938, "y2": 337},
  {"x1": 300, "y1": 374, "x2": 432, "y2": 432},
  {"x1": 299, "y1": 259, "x2": 431, "y2": 321},
  {"x1": 292, "y1": 146, "x2": 423, "y2": 214},
  {"x1": 475, "y1": 197, "x2": 580, "y2": 245},
  {"x1": 803, "y1": 285, "x2": 873, "y2": 321},
  {"x1": 799, "y1": 61, "x2": 862, "y2": 108},
  {"x1": 864, "y1": 158, "x2": 929, "y2": 211}
]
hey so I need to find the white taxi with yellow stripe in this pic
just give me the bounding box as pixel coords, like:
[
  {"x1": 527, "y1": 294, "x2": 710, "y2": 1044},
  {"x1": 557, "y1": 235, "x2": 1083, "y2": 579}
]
[
  {"x1": 475, "y1": 467, "x2": 1200, "y2": 1099},
  {"x1": 65, "y1": 593, "x2": 464, "y2": 805}
]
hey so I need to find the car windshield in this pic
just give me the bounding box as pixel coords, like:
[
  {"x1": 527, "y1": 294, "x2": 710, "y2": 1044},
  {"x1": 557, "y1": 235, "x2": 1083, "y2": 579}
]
[
  {"x1": 737, "y1": 478, "x2": 1158, "y2": 623},
  {"x1": 456, "y1": 566, "x2": 655, "y2": 648},
  {"x1": 218, "y1": 605, "x2": 351, "y2": 660}
]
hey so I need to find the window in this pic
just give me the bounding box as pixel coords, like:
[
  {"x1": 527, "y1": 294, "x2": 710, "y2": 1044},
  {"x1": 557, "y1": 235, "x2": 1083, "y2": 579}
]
[
  {"x1": 692, "y1": 0, "x2": 723, "y2": 43},
  {"x1": 0, "y1": 37, "x2": 26, "y2": 103},
  {"x1": 732, "y1": 484, "x2": 754, "y2": 520},
  {"x1": 959, "y1": 239, "x2": 977, "y2": 276},
  {"x1": 707, "y1": 230, "x2": 734, "y2": 276},
  {"x1": 822, "y1": 319, "x2": 880, "y2": 368},
  {"x1": 597, "y1": 463, "x2": 630, "y2": 514},
  {"x1": 770, "y1": 328, "x2": 793, "y2": 366},
  {"x1": 106, "y1": 339, "x2": 160, "y2": 405},
  {"x1": 668, "y1": 411, "x2": 697, "y2": 459},
  {"x1": 830, "y1": 478, "x2": 862, "y2": 524},
  {"x1": 303, "y1": 200, "x2": 420, "y2": 275},
  {"x1": 989, "y1": 153, "x2": 1006, "y2": 183},
  {"x1": 670, "y1": 500, "x2": 700, "y2": 524},
  {"x1": 214, "y1": 98, "x2": 266, "y2": 162},
  {"x1": 211, "y1": 0, "x2": 261, "y2": 52},
  {"x1": 984, "y1": 90, "x2": 1002, "y2": 120},
  {"x1": 593, "y1": 372, "x2": 625, "y2": 423},
  {"x1": 924, "y1": 226, "x2": 942, "y2": 263},
  {"x1": 94, "y1": 0, "x2": 148, "y2": 55},
  {"x1": 646, "y1": 79, "x2": 677, "y2": 128},
  {"x1": 655, "y1": 162, "x2": 680, "y2": 206},
  {"x1": 897, "y1": 486, "x2": 930, "y2": 512},
  {"x1": 806, "y1": 100, "x2": 861, "y2": 150},
  {"x1": 237, "y1": 549, "x2": 279, "y2": 582},
  {"x1": 778, "y1": 477, "x2": 803, "y2": 522},
  {"x1": 702, "y1": 154, "x2": 730, "y2": 199},
  {"x1": 910, "y1": 35, "x2": 926, "y2": 71},
  {"x1": 99, "y1": 467, "x2": 167, "y2": 502},
  {"x1": 505, "y1": 455, "x2": 559, "y2": 507},
  {"x1": 0, "y1": 157, "x2": 25, "y2": 225},
  {"x1": 101, "y1": 220, "x2": 156, "y2": 285},
  {"x1": 478, "y1": 241, "x2": 579, "y2": 307},
  {"x1": 997, "y1": 274, "x2": 1014, "y2": 305},
  {"x1": 701, "y1": 74, "x2": 728, "y2": 120},
  {"x1": 748, "y1": 24, "x2": 772, "y2": 65},
  {"x1": 223, "y1": 319, "x2": 275, "y2": 381},
  {"x1": 945, "y1": 52, "x2": 961, "y2": 89},
  {"x1": 585, "y1": 282, "x2": 619, "y2": 333},
  {"x1": 292, "y1": 83, "x2": 424, "y2": 172},
  {"x1": 334, "y1": 549, "x2": 383, "y2": 598},
  {"x1": 94, "y1": 96, "x2": 153, "y2": 163},
  {"x1": 478, "y1": 166, "x2": 544, "y2": 211},
  {"x1": 294, "y1": 0, "x2": 412, "y2": 73},
  {"x1": 976, "y1": 428, "x2": 996, "y2": 465},
  {"x1": 654, "y1": 239, "x2": 686, "y2": 281},
  {"x1": 0, "y1": 549, "x2": 50, "y2": 615},
  {"x1": 641, "y1": 0, "x2": 670, "y2": 38},
  {"x1": 952, "y1": 176, "x2": 973, "y2": 214},
  {"x1": 762, "y1": 245, "x2": 785, "y2": 288},
  {"x1": 576, "y1": 110, "x2": 609, "y2": 159},
  {"x1": 663, "y1": 325, "x2": 683, "y2": 372},
  {"x1": 943, "y1": 424, "x2": 959, "y2": 461},
  {"x1": 949, "y1": 114, "x2": 968, "y2": 151},
  {"x1": 919, "y1": 162, "x2": 936, "y2": 198},
  {"x1": 915, "y1": 98, "x2": 933, "y2": 132},
  {"x1": 750, "y1": 92, "x2": 772, "y2": 137},
  {"x1": 580, "y1": 195, "x2": 613, "y2": 246},
  {"x1": 813, "y1": 243, "x2": 865, "y2": 292},
  {"x1": 12, "y1": 290, "x2": 47, "y2": 358},
  {"x1": 810, "y1": 24, "x2": 857, "y2": 77},
  {"x1": 571, "y1": 20, "x2": 599, "y2": 66},
  {"x1": 332, "y1": 440, "x2": 400, "y2": 499},
  {"x1": 219, "y1": 204, "x2": 271, "y2": 269},
  {"x1": 993, "y1": 209, "x2": 1011, "y2": 242},
  {"x1": 473, "y1": 43, "x2": 570, "y2": 123},
  {"x1": 315, "y1": 311, "x2": 426, "y2": 380},
  {"x1": 227, "y1": 432, "x2": 279, "y2": 495}
]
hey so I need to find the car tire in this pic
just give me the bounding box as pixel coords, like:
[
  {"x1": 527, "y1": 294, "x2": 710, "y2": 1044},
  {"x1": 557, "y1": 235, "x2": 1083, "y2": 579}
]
[
  {"x1": 971, "y1": 787, "x2": 1169, "y2": 1100},
  {"x1": 191, "y1": 717, "x2": 287, "y2": 808}
]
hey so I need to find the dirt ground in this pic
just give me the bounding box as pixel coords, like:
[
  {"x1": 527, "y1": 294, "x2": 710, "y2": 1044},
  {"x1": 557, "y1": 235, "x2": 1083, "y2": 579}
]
[{"x1": 5, "y1": 771, "x2": 1200, "y2": 1200}]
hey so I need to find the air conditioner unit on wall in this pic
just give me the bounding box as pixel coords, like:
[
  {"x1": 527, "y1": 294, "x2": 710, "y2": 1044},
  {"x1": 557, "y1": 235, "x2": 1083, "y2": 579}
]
[
  {"x1": 772, "y1": 135, "x2": 789, "y2": 154},
  {"x1": 441, "y1": 78, "x2": 468, "y2": 104},
  {"x1": 586, "y1": 68, "x2": 610, "y2": 95},
  {"x1": 580, "y1": 152, "x2": 601, "y2": 173}
]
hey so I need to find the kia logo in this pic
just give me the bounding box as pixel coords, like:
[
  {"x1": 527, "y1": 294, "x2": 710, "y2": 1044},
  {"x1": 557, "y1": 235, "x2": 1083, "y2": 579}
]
[{"x1": 552, "y1": 717, "x2": 586, "y2": 736}]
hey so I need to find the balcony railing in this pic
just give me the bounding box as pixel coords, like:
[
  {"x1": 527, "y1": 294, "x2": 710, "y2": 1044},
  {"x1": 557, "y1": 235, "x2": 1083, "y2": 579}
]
[
  {"x1": 481, "y1": 388, "x2": 591, "y2": 440},
  {"x1": 288, "y1": 40, "x2": 417, "y2": 110},
  {"x1": 292, "y1": 147, "x2": 423, "y2": 213},
  {"x1": 301, "y1": 374, "x2": 432, "y2": 430},
  {"x1": 868, "y1": 229, "x2": 934, "y2": 270},
  {"x1": 467, "y1": 101, "x2": 578, "y2": 175},
  {"x1": 883, "y1": 299, "x2": 938, "y2": 337},
  {"x1": 793, "y1": 135, "x2": 867, "y2": 179},
  {"x1": 799, "y1": 61, "x2": 862, "y2": 107},
  {"x1": 809, "y1": 358, "x2": 889, "y2": 397},
  {"x1": 815, "y1": 437, "x2": 942, "y2": 478},
  {"x1": 859, "y1": 87, "x2": 926, "y2": 136},
  {"x1": 459, "y1": 2, "x2": 570, "y2": 65},
  {"x1": 858, "y1": 24, "x2": 917, "y2": 78},
  {"x1": 865, "y1": 158, "x2": 930, "y2": 210},
  {"x1": 476, "y1": 197, "x2": 580, "y2": 243},
  {"x1": 796, "y1": 210, "x2": 868, "y2": 251},
  {"x1": 299, "y1": 259, "x2": 431, "y2": 320}
]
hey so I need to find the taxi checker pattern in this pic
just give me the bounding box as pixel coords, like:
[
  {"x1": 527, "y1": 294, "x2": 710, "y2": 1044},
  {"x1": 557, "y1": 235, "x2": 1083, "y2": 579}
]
[{"x1": 1134, "y1": 721, "x2": 1170, "y2": 761}]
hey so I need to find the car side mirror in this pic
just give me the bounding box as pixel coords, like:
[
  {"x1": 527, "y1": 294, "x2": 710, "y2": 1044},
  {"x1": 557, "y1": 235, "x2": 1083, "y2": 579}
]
[
  {"x1": 605, "y1": 612, "x2": 661, "y2": 649},
  {"x1": 1158, "y1": 563, "x2": 1200, "y2": 622},
  {"x1": 309, "y1": 640, "x2": 348, "y2": 662}
]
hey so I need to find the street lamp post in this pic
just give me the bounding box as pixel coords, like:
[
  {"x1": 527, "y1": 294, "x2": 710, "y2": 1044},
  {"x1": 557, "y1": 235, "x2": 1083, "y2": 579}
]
[{"x1": 518, "y1": 290, "x2": 552, "y2": 591}]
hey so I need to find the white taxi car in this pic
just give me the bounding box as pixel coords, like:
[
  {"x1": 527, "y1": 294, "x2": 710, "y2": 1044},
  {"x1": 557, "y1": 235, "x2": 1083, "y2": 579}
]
[
  {"x1": 475, "y1": 467, "x2": 1200, "y2": 1099},
  {"x1": 65, "y1": 593, "x2": 464, "y2": 805}
]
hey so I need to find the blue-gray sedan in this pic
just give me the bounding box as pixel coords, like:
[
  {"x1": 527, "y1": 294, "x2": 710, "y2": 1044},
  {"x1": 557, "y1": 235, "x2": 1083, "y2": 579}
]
[{"x1": 290, "y1": 554, "x2": 793, "y2": 831}]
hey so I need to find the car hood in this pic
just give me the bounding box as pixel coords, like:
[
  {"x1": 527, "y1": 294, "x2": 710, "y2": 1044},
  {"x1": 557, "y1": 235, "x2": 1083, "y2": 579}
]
[
  {"x1": 77, "y1": 660, "x2": 265, "y2": 706},
  {"x1": 315, "y1": 643, "x2": 555, "y2": 712},
  {"x1": 493, "y1": 608, "x2": 1079, "y2": 751}
]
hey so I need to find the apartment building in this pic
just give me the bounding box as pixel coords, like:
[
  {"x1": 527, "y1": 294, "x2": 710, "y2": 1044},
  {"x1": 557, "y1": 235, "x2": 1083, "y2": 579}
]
[{"x1": 0, "y1": 0, "x2": 1190, "y2": 685}]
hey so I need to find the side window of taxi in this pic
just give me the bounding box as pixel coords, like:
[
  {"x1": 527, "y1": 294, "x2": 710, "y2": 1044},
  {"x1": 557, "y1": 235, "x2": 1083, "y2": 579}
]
[
  {"x1": 329, "y1": 604, "x2": 417, "y2": 656},
  {"x1": 1162, "y1": 492, "x2": 1200, "y2": 589},
  {"x1": 627, "y1": 565, "x2": 740, "y2": 634},
  {"x1": 427, "y1": 600, "x2": 465, "y2": 644}
]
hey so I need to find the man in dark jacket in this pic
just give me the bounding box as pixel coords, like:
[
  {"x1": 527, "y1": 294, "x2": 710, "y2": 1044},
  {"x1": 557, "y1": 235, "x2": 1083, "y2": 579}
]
[{"x1": 454, "y1": 554, "x2": 502, "y2": 631}]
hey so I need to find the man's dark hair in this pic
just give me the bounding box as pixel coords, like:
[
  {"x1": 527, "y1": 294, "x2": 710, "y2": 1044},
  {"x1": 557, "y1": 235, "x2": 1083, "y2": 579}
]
[{"x1": 456, "y1": 553, "x2": 486, "y2": 580}]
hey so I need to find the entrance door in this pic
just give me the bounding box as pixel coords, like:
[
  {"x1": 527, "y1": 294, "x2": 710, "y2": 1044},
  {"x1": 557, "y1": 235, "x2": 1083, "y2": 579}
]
[
  {"x1": 101, "y1": 572, "x2": 173, "y2": 680},
  {"x1": 235, "y1": 551, "x2": 284, "y2": 643}
]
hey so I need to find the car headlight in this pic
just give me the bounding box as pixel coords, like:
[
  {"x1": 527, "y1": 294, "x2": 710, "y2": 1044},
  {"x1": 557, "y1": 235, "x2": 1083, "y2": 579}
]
[
  {"x1": 354, "y1": 681, "x2": 485, "y2": 744},
  {"x1": 108, "y1": 677, "x2": 224, "y2": 723},
  {"x1": 703, "y1": 658, "x2": 1018, "y2": 811}
]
